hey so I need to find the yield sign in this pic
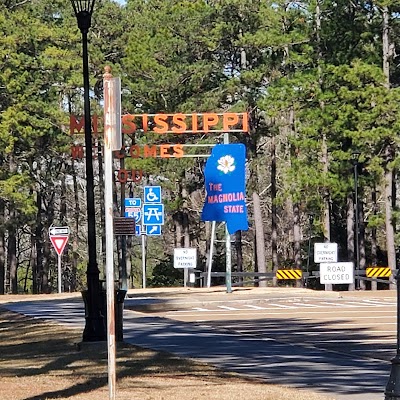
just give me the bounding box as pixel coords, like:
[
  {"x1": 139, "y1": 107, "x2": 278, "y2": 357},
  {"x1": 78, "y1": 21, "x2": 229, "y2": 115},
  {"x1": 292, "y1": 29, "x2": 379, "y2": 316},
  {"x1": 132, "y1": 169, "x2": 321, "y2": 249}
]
[{"x1": 50, "y1": 235, "x2": 69, "y2": 256}]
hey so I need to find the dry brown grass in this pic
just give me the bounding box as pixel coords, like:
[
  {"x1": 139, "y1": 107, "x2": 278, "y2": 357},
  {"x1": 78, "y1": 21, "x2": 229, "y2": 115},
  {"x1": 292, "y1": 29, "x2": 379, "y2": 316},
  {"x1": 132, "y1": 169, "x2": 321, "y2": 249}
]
[{"x1": 0, "y1": 307, "x2": 335, "y2": 400}]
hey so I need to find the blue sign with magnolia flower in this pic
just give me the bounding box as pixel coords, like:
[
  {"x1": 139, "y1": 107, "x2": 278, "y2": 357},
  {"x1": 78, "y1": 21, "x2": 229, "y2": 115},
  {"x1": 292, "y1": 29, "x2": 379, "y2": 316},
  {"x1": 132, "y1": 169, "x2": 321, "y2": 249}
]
[{"x1": 201, "y1": 144, "x2": 248, "y2": 234}]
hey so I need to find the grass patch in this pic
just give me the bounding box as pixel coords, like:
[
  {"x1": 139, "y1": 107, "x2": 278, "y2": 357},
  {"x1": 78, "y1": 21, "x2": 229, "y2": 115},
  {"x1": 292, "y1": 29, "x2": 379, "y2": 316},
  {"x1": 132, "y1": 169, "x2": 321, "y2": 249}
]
[{"x1": 0, "y1": 307, "x2": 334, "y2": 400}]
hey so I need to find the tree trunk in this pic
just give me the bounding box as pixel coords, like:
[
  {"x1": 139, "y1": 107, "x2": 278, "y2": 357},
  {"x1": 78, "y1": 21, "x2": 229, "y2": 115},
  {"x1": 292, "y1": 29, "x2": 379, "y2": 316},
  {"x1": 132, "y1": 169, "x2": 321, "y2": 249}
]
[
  {"x1": 382, "y1": 5, "x2": 390, "y2": 89},
  {"x1": 322, "y1": 134, "x2": 332, "y2": 291},
  {"x1": 253, "y1": 191, "x2": 266, "y2": 287},
  {"x1": 72, "y1": 159, "x2": 80, "y2": 292},
  {"x1": 182, "y1": 185, "x2": 190, "y2": 249},
  {"x1": 41, "y1": 234, "x2": 50, "y2": 294},
  {"x1": 41, "y1": 197, "x2": 54, "y2": 293},
  {"x1": 175, "y1": 212, "x2": 182, "y2": 248},
  {"x1": 371, "y1": 187, "x2": 378, "y2": 291},
  {"x1": 60, "y1": 168, "x2": 68, "y2": 291},
  {"x1": 316, "y1": 0, "x2": 332, "y2": 291},
  {"x1": 347, "y1": 195, "x2": 355, "y2": 291},
  {"x1": 382, "y1": 6, "x2": 396, "y2": 290},
  {"x1": 182, "y1": 180, "x2": 191, "y2": 286},
  {"x1": 235, "y1": 231, "x2": 243, "y2": 286},
  {"x1": 34, "y1": 191, "x2": 43, "y2": 294},
  {"x1": 271, "y1": 135, "x2": 278, "y2": 286},
  {"x1": 385, "y1": 163, "x2": 396, "y2": 289},
  {"x1": 293, "y1": 202, "x2": 302, "y2": 288},
  {"x1": 359, "y1": 201, "x2": 366, "y2": 290},
  {"x1": 8, "y1": 210, "x2": 17, "y2": 294},
  {"x1": 8, "y1": 154, "x2": 18, "y2": 294},
  {"x1": 0, "y1": 199, "x2": 5, "y2": 294}
]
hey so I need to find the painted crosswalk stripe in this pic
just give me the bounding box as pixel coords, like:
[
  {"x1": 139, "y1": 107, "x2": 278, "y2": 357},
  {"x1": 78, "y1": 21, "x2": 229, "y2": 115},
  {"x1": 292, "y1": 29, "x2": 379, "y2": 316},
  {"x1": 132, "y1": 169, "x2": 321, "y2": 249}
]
[
  {"x1": 312, "y1": 338, "x2": 395, "y2": 343},
  {"x1": 292, "y1": 302, "x2": 321, "y2": 308},
  {"x1": 245, "y1": 304, "x2": 267, "y2": 310},
  {"x1": 363, "y1": 299, "x2": 396, "y2": 305},
  {"x1": 320, "y1": 301, "x2": 354, "y2": 307},
  {"x1": 351, "y1": 349, "x2": 394, "y2": 353},
  {"x1": 345, "y1": 301, "x2": 380, "y2": 307},
  {"x1": 269, "y1": 303, "x2": 298, "y2": 309}
]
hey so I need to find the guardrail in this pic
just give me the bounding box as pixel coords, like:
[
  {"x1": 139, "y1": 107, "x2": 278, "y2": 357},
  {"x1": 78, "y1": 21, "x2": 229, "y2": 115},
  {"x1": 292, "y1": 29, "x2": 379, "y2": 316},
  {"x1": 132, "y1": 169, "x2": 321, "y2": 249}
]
[{"x1": 197, "y1": 269, "x2": 396, "y2": 287}]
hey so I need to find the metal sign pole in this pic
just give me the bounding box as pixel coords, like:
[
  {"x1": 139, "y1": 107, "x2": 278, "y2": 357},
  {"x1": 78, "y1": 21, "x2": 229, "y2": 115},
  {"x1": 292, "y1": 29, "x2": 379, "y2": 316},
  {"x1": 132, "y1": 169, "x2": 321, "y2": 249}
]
[
  {"x1": 58, "y1": 254, "x2": 62, "y2": 294},
  {"x1": 103, "y1": 67, "x2": 121, "y2": 400},
  {"x1": 224, "y1": 132, "x2": 232, "y2": 293},
  {"x1": 207, "y1": 221, "x2": 216, "y2": 288},
  {"x1": 49, "y1": 227, "x2": 70, "y2": 293},
  {"x1": 142, "y1": 233, "x2": 146, "y2": 289}
]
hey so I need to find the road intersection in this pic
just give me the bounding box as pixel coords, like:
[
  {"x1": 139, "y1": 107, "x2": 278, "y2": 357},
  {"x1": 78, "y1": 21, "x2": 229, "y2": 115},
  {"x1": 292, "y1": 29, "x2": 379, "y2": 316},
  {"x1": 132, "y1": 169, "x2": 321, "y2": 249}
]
[{"x1": 1, "y1": 287, "x2": 394, "y2": 400}]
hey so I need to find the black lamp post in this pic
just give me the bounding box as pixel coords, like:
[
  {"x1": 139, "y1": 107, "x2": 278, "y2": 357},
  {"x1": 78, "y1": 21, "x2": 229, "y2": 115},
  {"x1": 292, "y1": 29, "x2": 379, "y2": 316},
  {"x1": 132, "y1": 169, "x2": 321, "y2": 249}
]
[
  {"x1": 351, "y1": 151, "x2": 361, "y2": 291},
  {"x1": 71, "y1": 0, "x2": 105, "y2": 342}
]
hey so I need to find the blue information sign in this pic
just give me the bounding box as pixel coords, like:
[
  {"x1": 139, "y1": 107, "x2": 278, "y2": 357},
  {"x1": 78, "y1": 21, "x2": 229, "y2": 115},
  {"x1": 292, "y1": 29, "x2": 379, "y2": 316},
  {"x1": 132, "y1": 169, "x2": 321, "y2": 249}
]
[
  {"x1": 143, "y1": 204, "x2": 164, "y2": 225},
  {"x1": 144, "y1": 186, "x2": 162, "y2": 203},
  {"x1": 125, "y1": 198, "x2": 141, "y2": 207},
  {"x1": 125, "y1": 198, "x2": 142, "y2": 223},
  {"x1": 145, "y1": 225, "x2": 162, "y2": 236}
]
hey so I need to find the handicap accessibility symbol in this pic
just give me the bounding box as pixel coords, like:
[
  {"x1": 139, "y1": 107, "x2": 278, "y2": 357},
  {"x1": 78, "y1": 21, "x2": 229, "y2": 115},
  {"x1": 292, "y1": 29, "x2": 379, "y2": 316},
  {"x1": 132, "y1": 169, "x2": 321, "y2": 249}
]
[{"x1": 144, "y1": 186, "x2": 162, "y2": 203}]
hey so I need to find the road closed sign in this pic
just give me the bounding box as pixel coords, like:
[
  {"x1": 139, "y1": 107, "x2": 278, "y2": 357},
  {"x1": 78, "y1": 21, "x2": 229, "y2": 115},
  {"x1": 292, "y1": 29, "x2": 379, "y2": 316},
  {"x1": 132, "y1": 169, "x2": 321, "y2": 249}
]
[
  {"x1": 320, "y1": 262, "x2": 354, "y2": 284},
  {"x1": 174, "y1": 248, "x2": 197, "y2": 269},
  {"x1": 314, "y1": 242, "x2": 338, "y2": 263}
]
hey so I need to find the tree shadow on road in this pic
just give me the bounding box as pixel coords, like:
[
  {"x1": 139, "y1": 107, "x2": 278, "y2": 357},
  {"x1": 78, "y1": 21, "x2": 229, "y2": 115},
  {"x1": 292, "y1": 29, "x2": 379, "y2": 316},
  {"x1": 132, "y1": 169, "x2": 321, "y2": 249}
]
[{"x1": 122, "y1": 312, "x2": 392, "y2": 398}]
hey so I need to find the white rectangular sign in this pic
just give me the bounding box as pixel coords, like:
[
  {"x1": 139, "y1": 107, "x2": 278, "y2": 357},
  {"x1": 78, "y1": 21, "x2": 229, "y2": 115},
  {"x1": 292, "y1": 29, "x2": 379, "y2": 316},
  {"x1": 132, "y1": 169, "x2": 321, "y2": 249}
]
[
  {"x1": 320, "y1": 262, "x2": 354, "y2": 284},
  {"x1": 174, "y1": 248, "x2": 197, "y2": 269},
  {"x1": 49, "y1": 226, "x2": 70, "y2": 236},
  {"x1": 314, "y1": 242, "x2": 338, "y2": 263}
]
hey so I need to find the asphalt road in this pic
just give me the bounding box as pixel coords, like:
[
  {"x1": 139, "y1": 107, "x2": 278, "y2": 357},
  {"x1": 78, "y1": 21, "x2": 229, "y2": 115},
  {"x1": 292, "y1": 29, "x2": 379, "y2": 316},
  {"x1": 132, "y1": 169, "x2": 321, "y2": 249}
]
[
  {"x1": 154, "y1": 294, "x2": 397, "y2": 362},
  {"x1": 1, "y1": 288, "x2": 395, "y2": 400}
]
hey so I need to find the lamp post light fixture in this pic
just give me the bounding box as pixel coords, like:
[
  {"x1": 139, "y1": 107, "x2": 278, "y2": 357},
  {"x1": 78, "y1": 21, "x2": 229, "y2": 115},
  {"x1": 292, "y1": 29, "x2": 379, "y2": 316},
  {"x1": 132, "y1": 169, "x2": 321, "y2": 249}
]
[
  {"x1": 71, "y1": 0, "x2": 105, "y2": 342},
  {"x1": 351, "y1": 151, "x2": 361, "y2": 291}
]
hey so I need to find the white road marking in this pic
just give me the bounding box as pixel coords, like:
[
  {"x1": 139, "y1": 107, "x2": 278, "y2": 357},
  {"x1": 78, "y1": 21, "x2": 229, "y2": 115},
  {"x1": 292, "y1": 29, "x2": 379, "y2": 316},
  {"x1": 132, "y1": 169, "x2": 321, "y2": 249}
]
[
  {"x1": 218, "y1": 305, "x2": 241, "y2": 311},
  {"x1": 321, "y1": 321, "x2": 396, "y2": 326},
  {"x1": 230, "y1": 330, "x2": 396, "y2": 338},
  {"x1": 166, "y1": 309, "x2": 396, "y2": 318},
  {"x1": 351, "y1": 349, "x2": 394, "y2": 353},
  {"x1": 320, "y1": 301, "x2": 355, "y2": 307},
  {"x1": 268, "y1": 303, "x2": 298, "y2": 309},
  {"x1": 311, "y1": 338, "x2": 395, "y2": 343},
  {"x1": 244, "y1": 305, "x2": 267, "y2": 310},
  {"x1": 363, "y1": 299, "x2": 396, "y2": 305},
  {"x1": 345, "y1": 301, "x2": 385, "y2": 307},
  {"x1": 292, "y1": 302, "x2": 322, "y2": 307}
]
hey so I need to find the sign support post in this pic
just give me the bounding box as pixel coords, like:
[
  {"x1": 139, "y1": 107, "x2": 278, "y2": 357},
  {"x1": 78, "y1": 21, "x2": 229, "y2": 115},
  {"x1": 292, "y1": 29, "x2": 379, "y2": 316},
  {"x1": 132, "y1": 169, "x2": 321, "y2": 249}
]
[
  {"x1": 103, "y1": 67, "x2": 121, "y2": 400},
  {"x1": 141, "y1": 186, "x2": 163, "y2": 289},
  {"x1": 206, "y1": 221, "x2": 216, "y2": 288},
  {"x1": 57, "y1": 254, "x2": 62, "y2": 293},
  {"x1": 224, "y1": 132, "x2": 232, "y2": 293},
  {"x1": 49, "y1": 227, "x2": 70, "y2": 294},
  {"x1": 142, "y1": 233, "x2": 146, "y2": 289}
]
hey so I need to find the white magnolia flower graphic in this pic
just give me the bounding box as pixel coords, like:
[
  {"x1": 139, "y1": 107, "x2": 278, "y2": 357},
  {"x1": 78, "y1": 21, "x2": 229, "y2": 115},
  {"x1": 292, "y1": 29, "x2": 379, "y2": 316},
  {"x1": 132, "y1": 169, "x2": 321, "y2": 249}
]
[{"x1": 217, "y1": 155, "x2": 235, "y2": 174}]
